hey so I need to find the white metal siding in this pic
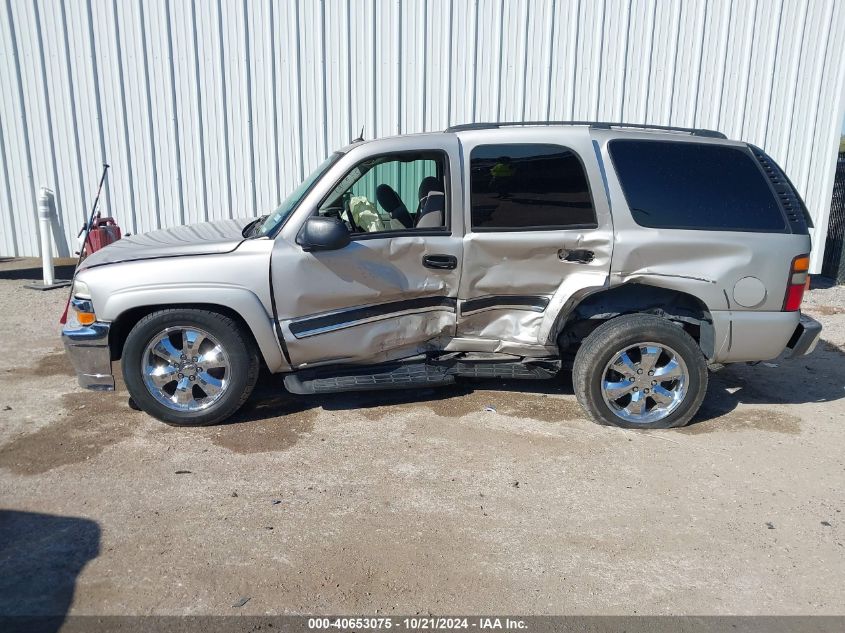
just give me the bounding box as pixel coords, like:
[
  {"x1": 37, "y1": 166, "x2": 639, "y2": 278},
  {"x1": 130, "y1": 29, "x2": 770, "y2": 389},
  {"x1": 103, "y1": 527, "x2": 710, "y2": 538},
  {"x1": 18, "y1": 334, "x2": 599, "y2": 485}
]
[{"x1": 1, "y1": 0, "x2": 844, "y2": 272}]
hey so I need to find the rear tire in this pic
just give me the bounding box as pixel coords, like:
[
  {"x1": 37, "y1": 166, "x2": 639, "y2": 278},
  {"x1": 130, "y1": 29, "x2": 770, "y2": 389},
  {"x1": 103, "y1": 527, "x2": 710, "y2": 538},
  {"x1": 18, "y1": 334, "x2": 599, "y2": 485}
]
[
  {"x1": 572, "y1": 314, "x2": 708, "y2": 429},
  {"x1": 122, "y1": 309, "x2": 260, "y2": 426}
]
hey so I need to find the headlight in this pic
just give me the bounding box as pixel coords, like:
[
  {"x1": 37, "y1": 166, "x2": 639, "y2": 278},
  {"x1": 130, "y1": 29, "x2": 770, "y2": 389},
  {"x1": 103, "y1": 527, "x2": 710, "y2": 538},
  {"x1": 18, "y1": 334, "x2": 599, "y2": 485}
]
[
  {"x1": 72, "y1": 279, "x2": 91, "y2": 299},
  {"x1": 68, "y1": 279, "x2": 96, "y2": 326},
  {"x1": 68, "y1": 298, "x2": 97, "y2": 326}
]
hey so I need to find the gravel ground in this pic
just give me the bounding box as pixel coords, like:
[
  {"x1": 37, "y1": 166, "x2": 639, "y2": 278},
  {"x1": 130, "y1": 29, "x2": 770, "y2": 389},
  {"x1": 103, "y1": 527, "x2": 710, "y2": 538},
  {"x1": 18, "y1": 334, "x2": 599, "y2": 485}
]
[{"x1": 0, "y1": 258, "x2": 843, "y2": 616}]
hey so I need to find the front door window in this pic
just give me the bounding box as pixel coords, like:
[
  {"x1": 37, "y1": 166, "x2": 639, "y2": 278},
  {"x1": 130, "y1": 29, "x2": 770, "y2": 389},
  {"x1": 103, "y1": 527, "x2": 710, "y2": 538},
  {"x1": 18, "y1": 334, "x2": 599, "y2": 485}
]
[{"x1": 317, "y1": 152, "x2": 448, "y2": 234}]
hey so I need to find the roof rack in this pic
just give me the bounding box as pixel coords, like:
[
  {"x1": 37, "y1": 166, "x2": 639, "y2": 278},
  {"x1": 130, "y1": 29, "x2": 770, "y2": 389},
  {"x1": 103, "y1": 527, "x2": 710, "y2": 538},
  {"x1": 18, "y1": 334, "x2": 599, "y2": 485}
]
[{"x1": 444, "y1": 121, "x2": 727, "y2": 139}]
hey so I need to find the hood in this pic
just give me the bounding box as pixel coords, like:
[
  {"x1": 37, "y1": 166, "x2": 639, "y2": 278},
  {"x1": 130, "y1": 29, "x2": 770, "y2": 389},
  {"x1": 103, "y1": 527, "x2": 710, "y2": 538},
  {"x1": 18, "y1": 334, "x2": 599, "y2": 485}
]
[{"x1": 79, "y1": 217, "x2": 256, "y2": 269}]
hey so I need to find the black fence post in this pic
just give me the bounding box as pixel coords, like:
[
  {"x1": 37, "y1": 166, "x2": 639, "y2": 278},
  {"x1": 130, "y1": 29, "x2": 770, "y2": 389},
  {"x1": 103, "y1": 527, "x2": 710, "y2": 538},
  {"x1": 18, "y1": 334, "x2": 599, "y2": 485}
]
[{"x1": 822, "y1": 155, "x2": 845, "y2": 283}]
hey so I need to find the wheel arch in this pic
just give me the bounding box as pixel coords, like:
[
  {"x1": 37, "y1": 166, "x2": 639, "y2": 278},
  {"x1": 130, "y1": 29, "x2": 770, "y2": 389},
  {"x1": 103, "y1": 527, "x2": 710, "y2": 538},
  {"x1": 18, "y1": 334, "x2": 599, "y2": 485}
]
[
  {"x1": 554, "y1": 283, "x2": 716, "y2": 359},
  {"x1": 103, "y1": 290, "x2": 286, "y2": 372},
  {"x1": 572, "y1": 312, "x2": 710, "y2": 429}
]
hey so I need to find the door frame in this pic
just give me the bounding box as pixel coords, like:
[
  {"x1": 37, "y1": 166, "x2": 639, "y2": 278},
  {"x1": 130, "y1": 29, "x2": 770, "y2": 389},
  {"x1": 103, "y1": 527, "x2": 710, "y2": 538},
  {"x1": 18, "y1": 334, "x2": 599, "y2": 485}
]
[
  {"x1": 270, "y1": 134, "x2": 467, "y2": 368},
  {"x1": 278, "y1": 134, "x2": 466, "y2": 244},
  {"x1": 452, "y1": 127, "x2": 615, "y2": 351}
]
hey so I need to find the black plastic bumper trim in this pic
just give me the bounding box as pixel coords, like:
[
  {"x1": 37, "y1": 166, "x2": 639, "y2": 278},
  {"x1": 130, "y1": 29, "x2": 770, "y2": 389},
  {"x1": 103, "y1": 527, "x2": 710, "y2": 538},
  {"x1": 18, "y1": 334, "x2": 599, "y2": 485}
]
[{"x1": 787, "y1": 314, "x2": 822, "y2": 357}]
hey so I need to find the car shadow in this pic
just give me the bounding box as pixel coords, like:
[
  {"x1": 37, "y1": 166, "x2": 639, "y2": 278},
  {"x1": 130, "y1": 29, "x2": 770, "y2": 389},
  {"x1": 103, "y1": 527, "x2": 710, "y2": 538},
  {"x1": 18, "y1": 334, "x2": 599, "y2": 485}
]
[
  {"x1": 0, "y1": 510, "x2": 100, "y2": 630},
  {"x1": 228, "y1": 368, "x2": 575, "y2": 424},
  {"x1": 689, "y1": 338, "x2": 845, "y2": 425},
  {"x1": 229, "y1": 339, "x2": 844, "y2": 428}
]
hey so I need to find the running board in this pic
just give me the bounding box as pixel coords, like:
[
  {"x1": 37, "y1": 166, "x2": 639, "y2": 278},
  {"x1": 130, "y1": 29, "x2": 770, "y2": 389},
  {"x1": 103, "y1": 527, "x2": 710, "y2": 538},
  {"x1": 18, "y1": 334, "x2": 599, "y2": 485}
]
[
  {"x1": 284, "y1": 362, "x2": 454, "y2": 395},
  {"x1": 284, "y1": 357, "x2": 560, "y2": 395},
  {"x1": 451, "y1": 359, "x2": 559, "y2": 380}
]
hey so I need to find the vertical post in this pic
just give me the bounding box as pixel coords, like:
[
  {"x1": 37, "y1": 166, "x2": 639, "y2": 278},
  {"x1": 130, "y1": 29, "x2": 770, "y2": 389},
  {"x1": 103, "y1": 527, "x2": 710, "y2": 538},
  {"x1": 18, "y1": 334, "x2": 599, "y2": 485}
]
[
  {"x1": 26, "y1": 187, "x2": 71, "y2": 291},
  {"x1": 38, "y1": 188, "x2": 56, "y2": 285}
]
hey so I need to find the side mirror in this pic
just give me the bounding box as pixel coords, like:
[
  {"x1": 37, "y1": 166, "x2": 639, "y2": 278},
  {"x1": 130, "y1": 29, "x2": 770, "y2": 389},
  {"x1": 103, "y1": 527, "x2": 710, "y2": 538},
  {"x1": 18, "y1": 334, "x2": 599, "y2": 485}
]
[{"x1": 297, "y1": 216, "x2": 351, "y2": 252}]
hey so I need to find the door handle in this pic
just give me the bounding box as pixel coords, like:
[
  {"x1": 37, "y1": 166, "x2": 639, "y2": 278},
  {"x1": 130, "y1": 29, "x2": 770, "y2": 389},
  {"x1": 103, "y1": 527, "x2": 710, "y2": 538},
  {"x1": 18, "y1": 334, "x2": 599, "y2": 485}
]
[
  {"x1": 422, "y1": 254, "x2": 458, "y2": 270},
  {"x1": 558, "y1": 249, "x2": 595, "y2": 264}
]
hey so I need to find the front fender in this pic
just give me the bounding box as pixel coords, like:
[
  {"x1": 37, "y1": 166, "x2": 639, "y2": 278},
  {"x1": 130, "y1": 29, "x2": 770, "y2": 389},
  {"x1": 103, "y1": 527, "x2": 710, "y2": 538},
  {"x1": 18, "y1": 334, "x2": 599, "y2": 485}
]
[{"x1": 101, "y1": 285, "x2": 287, "y2": 372}]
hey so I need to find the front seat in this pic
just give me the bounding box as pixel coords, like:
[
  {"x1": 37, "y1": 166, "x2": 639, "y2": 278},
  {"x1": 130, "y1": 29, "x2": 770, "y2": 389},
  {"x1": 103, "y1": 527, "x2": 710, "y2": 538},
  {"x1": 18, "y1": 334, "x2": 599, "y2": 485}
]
[
  {"x1": 416, "y1": 176, "x2": 442, "y2": 213},
  {"x1": 376, "y1": 184, "x2": 413, "y2": 229},
  {"x1": 415, "y1": 176, "x2": 445, "y2": 228}
]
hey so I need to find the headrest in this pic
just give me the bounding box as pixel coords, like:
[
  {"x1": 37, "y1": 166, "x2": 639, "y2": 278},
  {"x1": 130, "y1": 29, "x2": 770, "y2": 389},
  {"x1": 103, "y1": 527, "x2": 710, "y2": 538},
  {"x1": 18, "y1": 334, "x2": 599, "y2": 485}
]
[
  {"x1": 376, "y1": 184, "x2": 404, "y2": 211},
  {"x1": 376, "y1": 184, "x2": 412, "y2": 228},
  {"x1": 418, "y1": 176, "x2": 442, "y2": 201}
]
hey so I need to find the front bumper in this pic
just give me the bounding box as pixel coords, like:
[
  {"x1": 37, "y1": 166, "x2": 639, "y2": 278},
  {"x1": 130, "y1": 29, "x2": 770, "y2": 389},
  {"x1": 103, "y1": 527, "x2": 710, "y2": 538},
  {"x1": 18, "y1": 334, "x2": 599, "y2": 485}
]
[
  {"x1": 786, "y1": 313, "x2": 823, "y2": 358},
  {"x1": 61, "y1": 321, "x2": 115, "y2": 391}
]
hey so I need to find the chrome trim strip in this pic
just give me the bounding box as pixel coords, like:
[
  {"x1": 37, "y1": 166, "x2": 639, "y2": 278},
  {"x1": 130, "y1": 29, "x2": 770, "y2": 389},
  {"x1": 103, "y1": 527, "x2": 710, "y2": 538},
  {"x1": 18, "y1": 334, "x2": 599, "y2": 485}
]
[
  {"x1": 288, "y1": 296, "x2": 458, "y2": 339},
  {"x1": 289, "y1": 294, "x2": 552, "y2": 339},
  {"x1": 460, "y1": 295, "x2": 551, "y2": 316},
  {"x1": 291, "y1": 306, "x2": 453, "y2": 339},
  {"x1": 461, "y1": 303, "x2": 547, "y2": 316}
]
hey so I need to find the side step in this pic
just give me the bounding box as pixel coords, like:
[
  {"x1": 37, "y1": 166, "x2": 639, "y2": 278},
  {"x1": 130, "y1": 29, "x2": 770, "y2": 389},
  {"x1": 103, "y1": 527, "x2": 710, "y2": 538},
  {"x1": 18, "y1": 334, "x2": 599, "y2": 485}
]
[
  {"x1": 284, "y1": 361, "x2": 454, "y2": 395},
  {"x1": 451, "y1": 359, "x2": 559, "y2": 380},
  {"x1": 284, "y1": 356, "x2": 560, "y2": 395}
]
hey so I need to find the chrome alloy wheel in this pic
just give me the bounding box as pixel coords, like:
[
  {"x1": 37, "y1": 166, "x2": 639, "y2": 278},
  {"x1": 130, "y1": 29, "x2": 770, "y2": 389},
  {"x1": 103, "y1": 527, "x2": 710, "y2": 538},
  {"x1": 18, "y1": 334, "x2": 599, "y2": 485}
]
[
  {"x1": 141, "y1": 327, "x2": 231, "y2": 412},
  {"x1": 600, "y1": 342, "x2": 689, "y2": 425}
]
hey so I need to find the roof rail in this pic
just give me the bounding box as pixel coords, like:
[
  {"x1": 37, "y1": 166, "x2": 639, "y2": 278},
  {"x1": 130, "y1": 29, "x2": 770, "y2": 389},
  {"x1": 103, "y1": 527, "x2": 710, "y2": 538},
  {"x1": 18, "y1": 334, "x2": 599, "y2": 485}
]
[{"x1": 444, "y1": 121, "x2": 727, "y2": 139}]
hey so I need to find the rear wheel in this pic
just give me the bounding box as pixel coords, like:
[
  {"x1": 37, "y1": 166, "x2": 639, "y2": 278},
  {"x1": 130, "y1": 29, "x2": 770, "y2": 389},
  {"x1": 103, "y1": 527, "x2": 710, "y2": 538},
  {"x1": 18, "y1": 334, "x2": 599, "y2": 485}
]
[
  {"x1": 122, "y1": 309, "x2": 260, "y2": 426},
  {"x1": 573, "y1": 314, "x2": 708, "y2": 429}
]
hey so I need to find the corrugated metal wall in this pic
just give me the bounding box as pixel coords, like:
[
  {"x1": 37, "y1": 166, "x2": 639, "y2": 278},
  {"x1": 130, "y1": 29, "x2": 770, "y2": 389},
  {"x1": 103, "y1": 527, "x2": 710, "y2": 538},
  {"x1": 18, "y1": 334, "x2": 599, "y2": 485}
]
[{"x1": 1, "y1": 0, "x2": 844, "y2": 271}]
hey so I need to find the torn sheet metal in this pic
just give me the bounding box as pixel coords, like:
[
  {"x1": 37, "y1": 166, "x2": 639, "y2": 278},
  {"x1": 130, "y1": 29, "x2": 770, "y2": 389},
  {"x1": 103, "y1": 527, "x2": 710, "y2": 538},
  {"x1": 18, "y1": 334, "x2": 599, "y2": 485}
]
[
  {"x1": 457, "y1": 228, "x2": 613, "y2": 345},
  {"x1": 457, "y1": 309, "x2": 546, "y2": 346},
  {"x1": 454, "y1": 127, "x2": 615, "y2": 347}
]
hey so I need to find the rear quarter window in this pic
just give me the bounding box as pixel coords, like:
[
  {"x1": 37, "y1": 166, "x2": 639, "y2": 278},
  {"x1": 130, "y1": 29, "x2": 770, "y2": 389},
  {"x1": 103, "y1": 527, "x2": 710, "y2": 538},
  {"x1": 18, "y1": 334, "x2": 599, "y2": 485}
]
[{"x1": 608, "y1": 139, "x2": 786, "y2": 232}]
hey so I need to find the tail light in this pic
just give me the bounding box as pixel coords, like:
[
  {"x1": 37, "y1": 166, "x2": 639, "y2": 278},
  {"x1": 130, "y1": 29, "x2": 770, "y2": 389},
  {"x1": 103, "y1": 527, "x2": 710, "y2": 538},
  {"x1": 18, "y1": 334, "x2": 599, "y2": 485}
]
[{"x1": 783, "y1": 254, "x2": 810, "y2": 311}]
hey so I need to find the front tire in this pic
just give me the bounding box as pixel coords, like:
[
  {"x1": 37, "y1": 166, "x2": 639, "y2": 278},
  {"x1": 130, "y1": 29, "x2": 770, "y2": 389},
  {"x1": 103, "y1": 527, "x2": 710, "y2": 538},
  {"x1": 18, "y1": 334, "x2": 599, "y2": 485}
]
[
  {"x1": 122, "y1": 309, "x2": 260, "y2": 426},
  {"x1": 573, "y1": 314, "x2": 708, "y2": 429}
]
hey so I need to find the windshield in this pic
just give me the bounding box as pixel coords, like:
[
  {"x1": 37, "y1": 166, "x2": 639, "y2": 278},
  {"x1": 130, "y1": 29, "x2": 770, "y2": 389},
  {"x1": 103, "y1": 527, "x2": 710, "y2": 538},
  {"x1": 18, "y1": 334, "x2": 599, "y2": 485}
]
[{"x1": 256, "y1": 153, "x2": 341, "y2": 237}]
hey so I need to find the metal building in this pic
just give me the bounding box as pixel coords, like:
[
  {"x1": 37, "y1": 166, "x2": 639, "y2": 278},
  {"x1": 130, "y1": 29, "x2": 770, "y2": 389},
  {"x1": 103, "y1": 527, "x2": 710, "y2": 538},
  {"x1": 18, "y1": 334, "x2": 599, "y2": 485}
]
[{"x1": 1, "y1": 0, "x2": 844, "y2": 272}]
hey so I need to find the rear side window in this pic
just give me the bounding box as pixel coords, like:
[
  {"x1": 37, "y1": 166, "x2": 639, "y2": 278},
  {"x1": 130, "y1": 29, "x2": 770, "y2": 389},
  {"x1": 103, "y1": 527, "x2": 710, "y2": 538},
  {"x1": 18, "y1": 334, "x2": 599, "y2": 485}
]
[
  {"x1": 469, "y1": 144, "x2": 597, "y2": 230},
  {"x1": 608, "y1": 140, "x2": 786, "y2": 232}
]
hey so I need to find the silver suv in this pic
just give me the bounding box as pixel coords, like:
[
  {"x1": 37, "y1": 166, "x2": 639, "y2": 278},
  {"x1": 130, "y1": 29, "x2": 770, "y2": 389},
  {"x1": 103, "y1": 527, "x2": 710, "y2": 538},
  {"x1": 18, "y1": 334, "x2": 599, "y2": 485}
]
[{"x1": 62, "y1": 122, "x2": 823, "y2": 429}]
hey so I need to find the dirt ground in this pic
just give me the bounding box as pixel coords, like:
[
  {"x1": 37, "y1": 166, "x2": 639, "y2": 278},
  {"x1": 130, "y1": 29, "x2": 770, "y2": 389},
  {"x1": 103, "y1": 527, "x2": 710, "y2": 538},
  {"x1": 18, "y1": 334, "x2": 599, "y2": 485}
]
[{"x1": 0, "y1": 257, "x2": 843, "y2": 616}]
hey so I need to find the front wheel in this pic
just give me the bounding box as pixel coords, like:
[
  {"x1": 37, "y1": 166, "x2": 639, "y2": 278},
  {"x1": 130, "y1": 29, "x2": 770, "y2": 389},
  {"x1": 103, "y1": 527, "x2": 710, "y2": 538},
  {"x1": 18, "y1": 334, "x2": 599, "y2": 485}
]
[
  {"x1": 122, "y1": 309, "x2": 260, "y2": 426},
  {"x1": 573, "y1": 314, "x2": 708, "y2": 429}
]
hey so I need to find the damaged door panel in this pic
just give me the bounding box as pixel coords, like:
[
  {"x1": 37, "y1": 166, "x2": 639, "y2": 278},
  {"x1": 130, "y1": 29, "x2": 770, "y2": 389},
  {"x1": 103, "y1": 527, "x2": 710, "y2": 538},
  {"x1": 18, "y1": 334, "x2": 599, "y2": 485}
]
[
  {"x1": 274, "y1": 234, "x2": 461, "y2": 367},
  {"x1": 454, "y1": 128, "x2": 614, "y2": 352},
  {"x1": 271, "y1": 135, "x2": 464, "y2": 368}
]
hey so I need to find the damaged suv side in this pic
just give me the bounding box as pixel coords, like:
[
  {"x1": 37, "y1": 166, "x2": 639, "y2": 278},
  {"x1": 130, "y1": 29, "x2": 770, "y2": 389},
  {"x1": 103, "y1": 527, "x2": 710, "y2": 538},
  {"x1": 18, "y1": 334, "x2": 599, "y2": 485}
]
[{"x1": 62, "y1": 122, "x2": 822, "y2": 429}]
